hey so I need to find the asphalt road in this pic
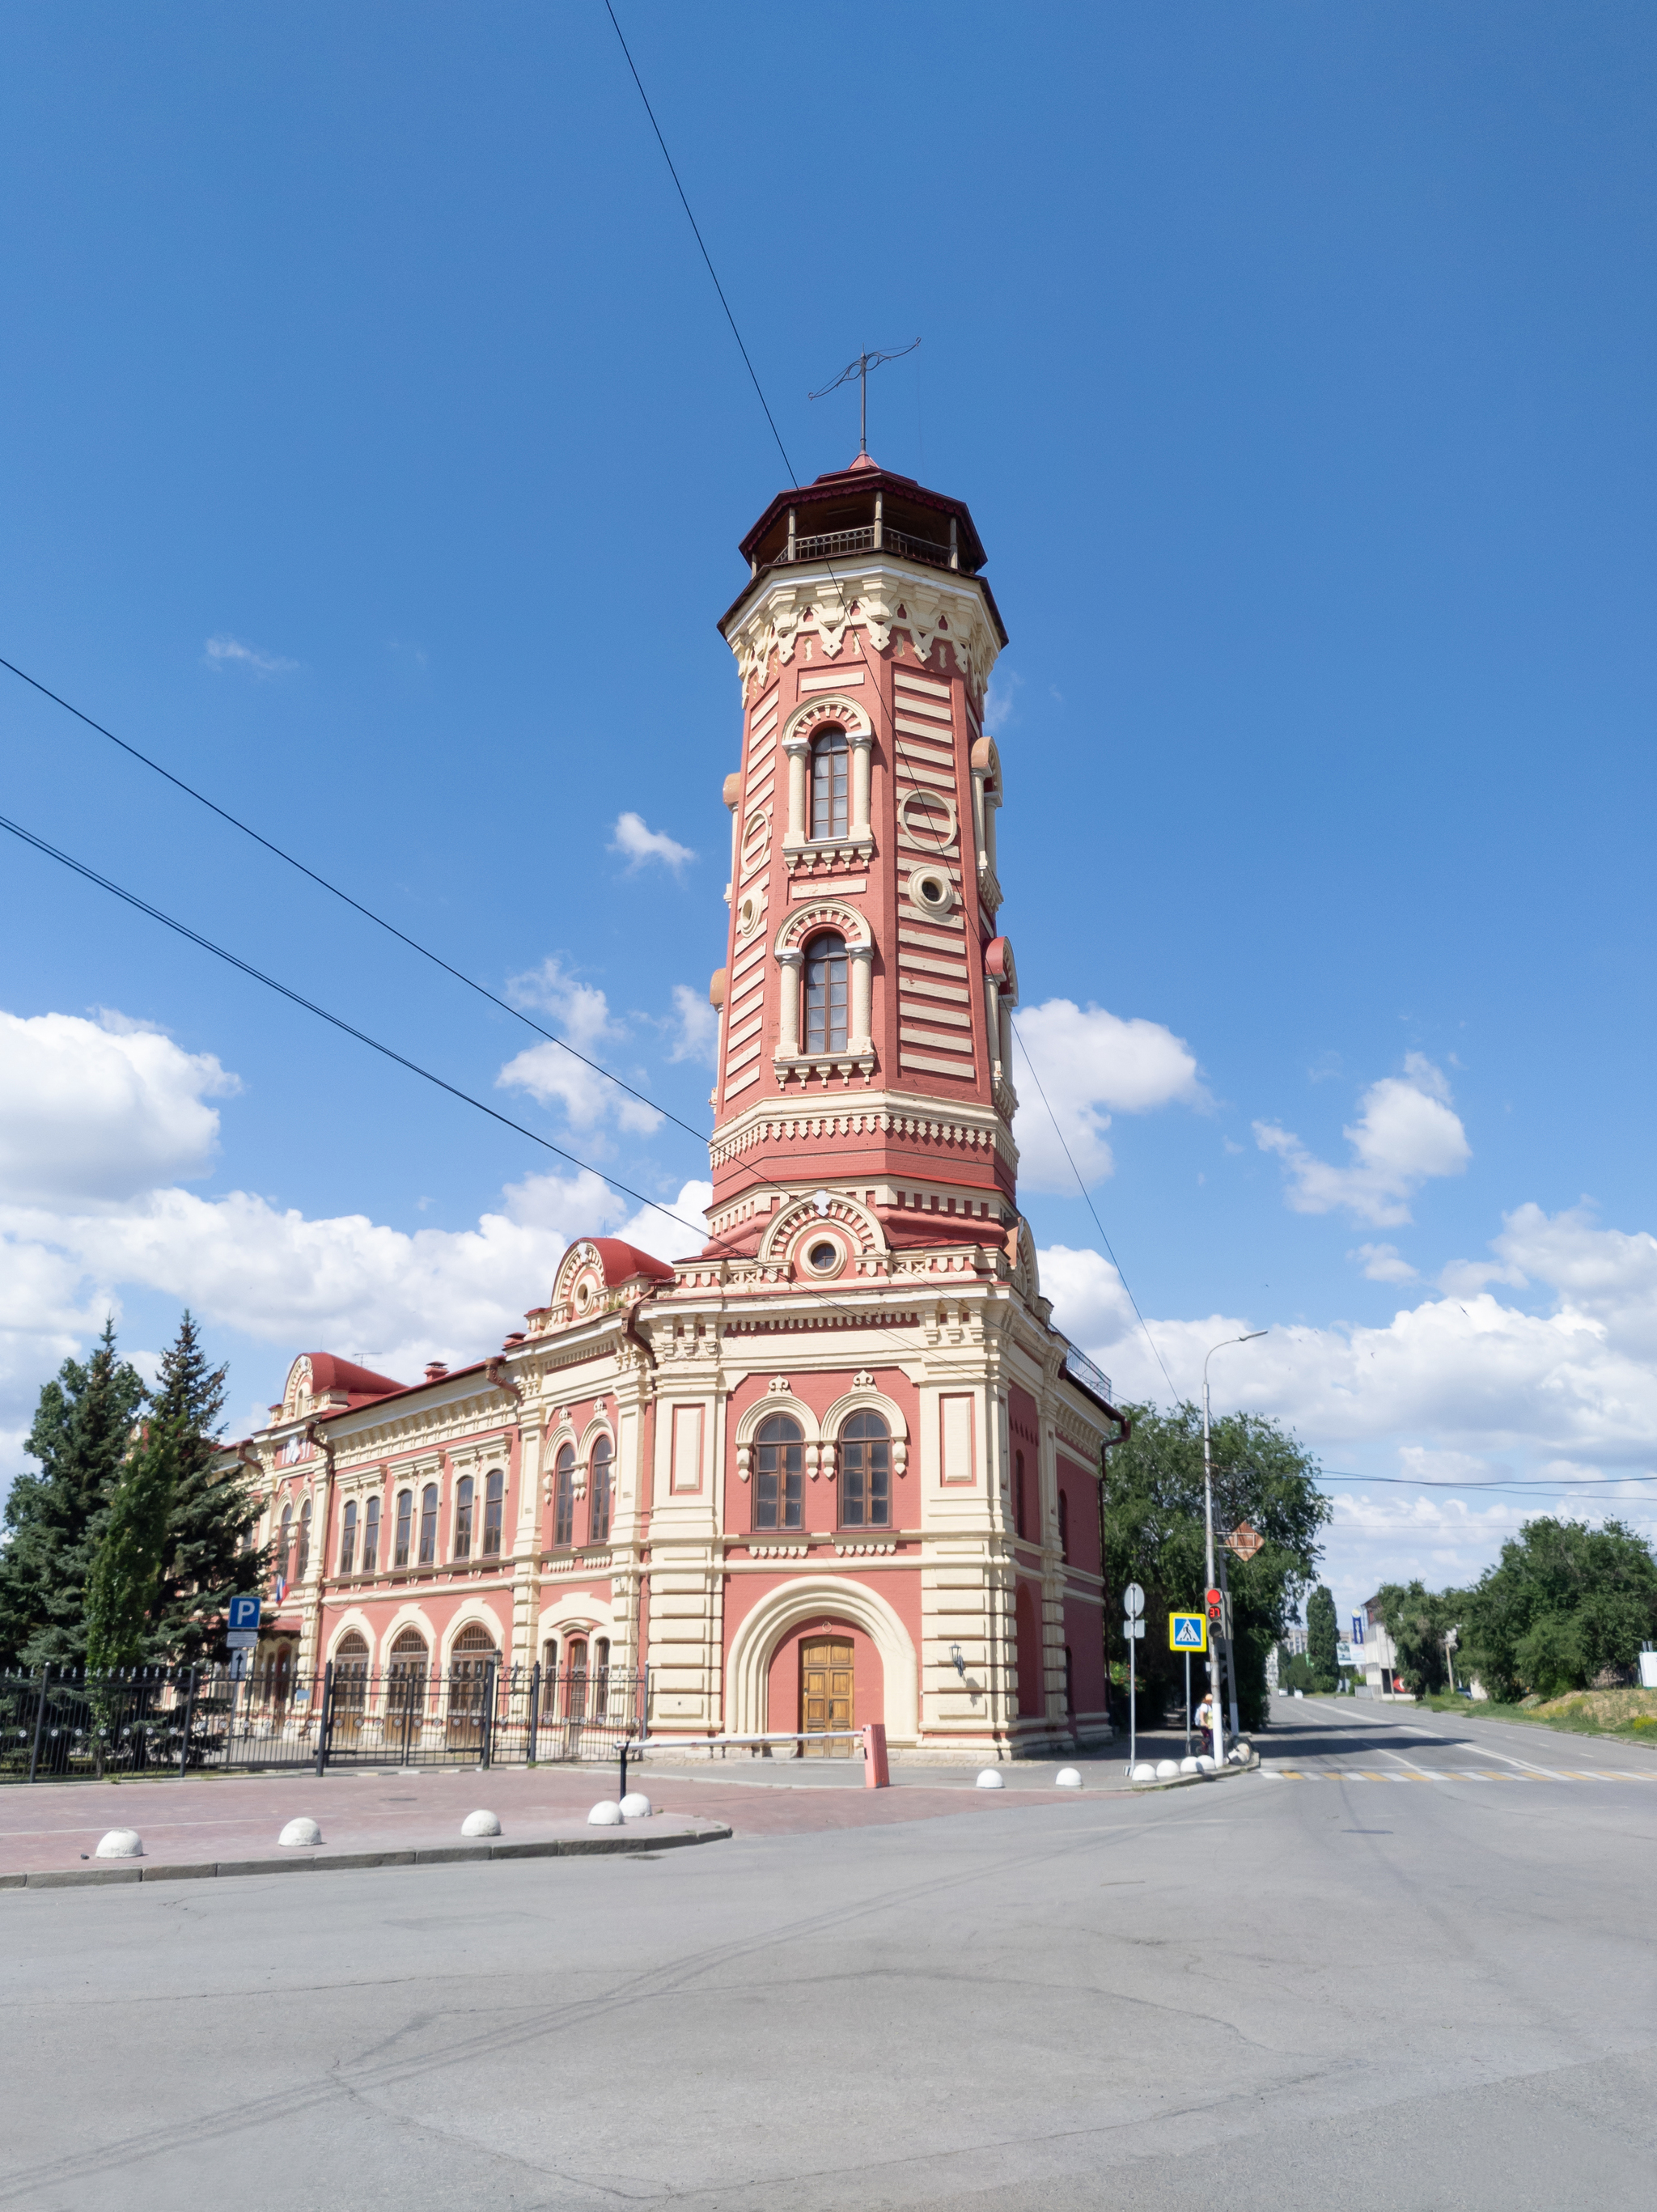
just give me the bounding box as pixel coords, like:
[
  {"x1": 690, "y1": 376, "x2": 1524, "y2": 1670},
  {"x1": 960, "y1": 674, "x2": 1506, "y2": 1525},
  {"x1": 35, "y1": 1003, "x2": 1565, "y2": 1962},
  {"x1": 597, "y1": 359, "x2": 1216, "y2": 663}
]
[{"x1": 3, "y1": 1698, "x2": 1654, "y2": 2211}]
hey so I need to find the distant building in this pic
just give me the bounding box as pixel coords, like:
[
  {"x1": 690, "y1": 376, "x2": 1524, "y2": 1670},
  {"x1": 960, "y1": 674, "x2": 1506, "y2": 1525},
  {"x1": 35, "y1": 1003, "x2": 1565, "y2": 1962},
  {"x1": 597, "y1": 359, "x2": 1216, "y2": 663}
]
[
  {"x1": 1282, "y1": 1625, "x2": 1308, "y2": 1657},
  {"x1": 1358, "y1": 1595, "x2": 1404, "y2": 1694}
]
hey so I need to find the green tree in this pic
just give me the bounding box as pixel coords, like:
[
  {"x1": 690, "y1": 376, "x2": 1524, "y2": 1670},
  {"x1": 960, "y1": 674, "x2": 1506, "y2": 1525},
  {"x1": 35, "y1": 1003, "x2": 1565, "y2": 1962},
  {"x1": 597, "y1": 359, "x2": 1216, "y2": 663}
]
[
  {"x1": 84, "y1": 1416, "x2": 180, "y2": 1672},
  {"x1": 1459, "y1": 1519, "x2": 1657, "y2": 1701},
  {"x1": 0, "y1": 1321, "x2": 146, "y2": 1669},
  {"x1": 1103, "y1": 1404, "x2": 1331, "y2": 1729},
  {"x1": 1375, "y1": 1579, "x2": 1458, "y2": 1696},
  {"x1": 142, "y1": 1312, "x2": 263, "y2": 1664},
  {"x1": 1305, "y1": 1585, "x2": 1339, "y2": 1692}
]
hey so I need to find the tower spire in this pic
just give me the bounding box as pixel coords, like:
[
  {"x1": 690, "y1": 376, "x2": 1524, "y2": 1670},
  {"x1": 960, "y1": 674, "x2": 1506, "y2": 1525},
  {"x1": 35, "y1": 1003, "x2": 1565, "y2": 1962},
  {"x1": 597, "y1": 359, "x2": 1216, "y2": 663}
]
[{"x1": 809, "y1": 338, "x2": 921, "y2": 457}]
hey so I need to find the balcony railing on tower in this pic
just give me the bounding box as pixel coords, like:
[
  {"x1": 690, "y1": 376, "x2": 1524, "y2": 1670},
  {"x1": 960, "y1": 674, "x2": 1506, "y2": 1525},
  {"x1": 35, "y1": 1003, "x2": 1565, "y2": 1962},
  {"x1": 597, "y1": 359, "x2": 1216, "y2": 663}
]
[{"x1": 776, "y1": 523, "x2": 958, "y2": 571}]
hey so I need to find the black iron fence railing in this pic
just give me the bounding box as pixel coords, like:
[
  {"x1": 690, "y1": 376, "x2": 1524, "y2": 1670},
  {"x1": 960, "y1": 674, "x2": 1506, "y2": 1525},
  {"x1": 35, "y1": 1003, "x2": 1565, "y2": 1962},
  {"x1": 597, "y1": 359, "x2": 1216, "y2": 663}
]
[{"x1": 1, "y1": 1663, "x2": 648, "y2": 1781}]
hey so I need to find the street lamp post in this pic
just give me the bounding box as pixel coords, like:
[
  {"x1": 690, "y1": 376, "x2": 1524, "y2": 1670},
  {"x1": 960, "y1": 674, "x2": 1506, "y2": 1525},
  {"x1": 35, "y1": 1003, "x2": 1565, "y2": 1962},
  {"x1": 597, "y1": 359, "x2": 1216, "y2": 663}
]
[{"x1": 1202, "y1": 1330, "x2": 1267, "y2": 1765}]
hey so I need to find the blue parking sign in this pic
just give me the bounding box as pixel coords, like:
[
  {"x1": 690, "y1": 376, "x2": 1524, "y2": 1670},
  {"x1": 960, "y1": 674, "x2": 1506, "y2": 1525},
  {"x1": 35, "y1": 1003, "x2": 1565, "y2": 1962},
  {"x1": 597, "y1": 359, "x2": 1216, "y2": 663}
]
[{"x1": 227, "y1": 1594, "x2": 261, "y2": 1634}]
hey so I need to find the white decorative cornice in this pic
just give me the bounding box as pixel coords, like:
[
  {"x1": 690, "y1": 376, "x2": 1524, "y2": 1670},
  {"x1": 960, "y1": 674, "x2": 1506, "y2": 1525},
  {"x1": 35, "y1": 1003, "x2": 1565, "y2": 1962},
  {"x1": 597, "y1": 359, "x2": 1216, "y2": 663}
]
[{"x1": 722, "y1": 560, "x2": 1004, "y2": 700}]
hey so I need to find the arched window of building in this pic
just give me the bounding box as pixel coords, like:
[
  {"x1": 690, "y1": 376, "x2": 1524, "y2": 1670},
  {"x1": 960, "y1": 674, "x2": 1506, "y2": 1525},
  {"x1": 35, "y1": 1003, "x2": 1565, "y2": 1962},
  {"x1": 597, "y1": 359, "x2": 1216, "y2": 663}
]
[
  {"x1": 754, "y1": 1413, "x2": 804, "y2": 1530},
  {"x1": 839, "y1": 1411, "x2": 891, "y2": 1528},
  {"x1": 388, "y1": 1627, "x2": 428, "y2": 1718},
  {"x1": 482, "y1": 1468, "x2": 505, "y2": 1557},
  {"x1": 553, "y1": 1443, "x2": 576, "y2": 1549},
  {"x1": 565, "y1": 1634, "x2": 589, "y2": 1721},
  {"x1": 810, "y1": 726, "x2": 850, "y2": 839},
  {"x1": 296, "y1": 1498, "x2": 311, "y2": 1580},
  {"x1": 418, "y1": 1483, "x2": 438, "y2": 1566},
  {"x1": 592, "y1": 1635, "x2": 611, "y2": 1722},
  {"x1": 275, "y1": 1502, "x2": 292, "y2": 1587},
  {"x1": 362, "y1": 1494, "x2": 380, "y2": 1574},
  {"x1": 393, "y1": 1490, "x2": 413, "y2": 1569},
  {"x1": 333, "y1": 1629, "x2": 371, "y2": 1739},
  {"x1": 803, "y1": 932, "x2": 849, "y2": 1054},
  {"x1": 340, "y1": 1498, "x2": 358, "y2": 1575},
  {"x1": 1014, "y1": 1451, "x2": 1027, "y2": 1540},
  {"x1": 1057, "y1": 1485, "x2": 1070, "y2": 1563},
  {"x1": 587, "y1": 1439, "x2": 612, "y2": 1545},
  {"x1": 454, "y1": 1474, "x2": 475, "y2": 1559},
  {"x1": 450, "y1": 1621, "x2": 498, "y2": 1679}
]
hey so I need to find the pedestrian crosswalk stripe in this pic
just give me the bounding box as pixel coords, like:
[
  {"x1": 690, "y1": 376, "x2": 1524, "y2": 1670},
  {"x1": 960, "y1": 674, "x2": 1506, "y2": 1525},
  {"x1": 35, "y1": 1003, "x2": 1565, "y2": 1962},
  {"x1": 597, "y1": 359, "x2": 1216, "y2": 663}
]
[{"x1": 1269, "y1": 1767, "x2": 1654, "y2": 1783}]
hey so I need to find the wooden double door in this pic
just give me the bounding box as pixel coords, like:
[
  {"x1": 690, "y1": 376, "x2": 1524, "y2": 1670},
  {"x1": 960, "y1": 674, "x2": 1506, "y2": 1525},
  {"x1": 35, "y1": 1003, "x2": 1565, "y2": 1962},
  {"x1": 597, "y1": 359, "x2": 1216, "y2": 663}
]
[{"x1": 800, "y1": 1637, "x2": 854, "y2": 1756}]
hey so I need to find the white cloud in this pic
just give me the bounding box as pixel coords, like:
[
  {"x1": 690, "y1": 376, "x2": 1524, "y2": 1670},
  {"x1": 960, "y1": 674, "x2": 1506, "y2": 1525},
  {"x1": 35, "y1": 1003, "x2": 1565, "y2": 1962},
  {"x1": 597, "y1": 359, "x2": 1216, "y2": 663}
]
[
  {"x1": 1352, "y1": 1242, "x2": 1418, "y2": 1283},
  {"x1": 202, "y1": 634, "x2": 298, "y2": 677},
  {"x1": 1011, "y1": 999, "x2": 1206, "y2": 1192},
  {"x1": 663, "y1": 984, "x2": 718, "y2": 1067},
  {"x1": 498, "y1": 958, "x2": 663, "y2": 1138},
  {"x1": 1040, "y1": 1201, "x2": 1657, "y2": 1623},
  {"x1": 1255, "y1": 1053, "x2": 1470, "y2": 1226},
  {"x1": 609, "y1": 811, "x2": 695, "y2": 874},
  {"x1": 0, "y1": 1010, "x2": 238, "y2": 1204}
]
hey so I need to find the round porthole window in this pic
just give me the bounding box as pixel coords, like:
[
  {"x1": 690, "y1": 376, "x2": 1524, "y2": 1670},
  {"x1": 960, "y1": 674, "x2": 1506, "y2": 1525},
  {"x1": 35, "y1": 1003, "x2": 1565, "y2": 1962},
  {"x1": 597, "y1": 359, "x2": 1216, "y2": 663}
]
[
  {"x1": 908, "y1": 866, "x2": 955, "y2": 917},
  {"x1": 574, "y1": 1282, "x2": 592, "y2": 1312},
  {"x1": 806, "y1": 1239, "x2": 840, "y2": 1274},
  {"x1": 737, "y1": 892, "x2": 761, "y2": 937}
]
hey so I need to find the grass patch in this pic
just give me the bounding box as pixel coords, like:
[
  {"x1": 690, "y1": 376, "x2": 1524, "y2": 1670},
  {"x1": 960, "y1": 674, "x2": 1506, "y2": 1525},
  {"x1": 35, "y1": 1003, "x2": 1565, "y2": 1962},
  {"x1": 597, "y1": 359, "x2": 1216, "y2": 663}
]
[{"x1": 1418, "y1": 1686, "x2": 1657, "y2": 1746}]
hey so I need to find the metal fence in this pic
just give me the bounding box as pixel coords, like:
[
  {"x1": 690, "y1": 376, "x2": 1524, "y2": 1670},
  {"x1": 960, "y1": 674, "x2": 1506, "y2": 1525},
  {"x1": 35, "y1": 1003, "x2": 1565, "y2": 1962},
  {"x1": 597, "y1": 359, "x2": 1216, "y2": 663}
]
[{"x1": 1, "y1": 1663, "x2": 647, "y2": 1782}]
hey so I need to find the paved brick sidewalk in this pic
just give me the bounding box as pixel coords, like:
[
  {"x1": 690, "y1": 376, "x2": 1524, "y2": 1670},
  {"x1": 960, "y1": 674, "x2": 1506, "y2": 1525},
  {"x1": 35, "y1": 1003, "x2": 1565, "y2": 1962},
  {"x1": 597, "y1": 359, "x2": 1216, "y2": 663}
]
[{"x1": 0, "y1": 1756, "x2": 1112, "y2": 1877}]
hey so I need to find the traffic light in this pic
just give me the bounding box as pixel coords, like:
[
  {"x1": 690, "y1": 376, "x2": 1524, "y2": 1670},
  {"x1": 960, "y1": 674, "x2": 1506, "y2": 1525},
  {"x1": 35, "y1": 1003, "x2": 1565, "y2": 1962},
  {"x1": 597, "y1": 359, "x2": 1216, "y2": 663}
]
[{"x1": 1205, "y1": 1587, "x2": 1224, "y2": 1625}]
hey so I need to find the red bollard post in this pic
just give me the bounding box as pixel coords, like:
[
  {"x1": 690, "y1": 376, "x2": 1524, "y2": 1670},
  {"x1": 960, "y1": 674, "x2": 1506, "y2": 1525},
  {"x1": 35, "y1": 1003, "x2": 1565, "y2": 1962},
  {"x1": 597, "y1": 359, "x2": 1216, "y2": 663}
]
[{"x1": 862, "y1": 1722, "x2": 890, "y2": 1789}]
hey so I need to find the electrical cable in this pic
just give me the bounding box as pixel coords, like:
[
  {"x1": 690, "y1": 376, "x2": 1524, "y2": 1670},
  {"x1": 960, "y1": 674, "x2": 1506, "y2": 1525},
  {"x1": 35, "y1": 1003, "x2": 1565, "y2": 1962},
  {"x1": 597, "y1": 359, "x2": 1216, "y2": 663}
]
[
  {"x1": 0, "y1": 650, "x2": 704, "y2": 1150},
  {"x1": 602, "y1": 1, "x2": 799, "y2": 488},
  {"x1": 1010, "y1": 1013, "x2": 1182, "y2": 1402},
  {"x1": 0, "y1": 808, "x2": 960, "y2": 1367}
]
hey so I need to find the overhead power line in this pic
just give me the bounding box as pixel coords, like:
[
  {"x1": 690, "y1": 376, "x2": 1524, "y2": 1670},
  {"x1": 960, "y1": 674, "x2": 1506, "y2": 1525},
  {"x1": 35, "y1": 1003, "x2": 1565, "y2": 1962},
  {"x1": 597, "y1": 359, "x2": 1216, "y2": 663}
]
[
  {"x1": 0, "y1": 650, "x2": 701, "y2": 1150},
  {"x1": 0, "y1": 809, "x2": 957, "y2": 1368},
  {"x1": 602, "y1": 2, "x2": 799, "y2": 487},
  {"x1": 1011, "y1": 1015, "x2": 1182, "y2": 1403}
]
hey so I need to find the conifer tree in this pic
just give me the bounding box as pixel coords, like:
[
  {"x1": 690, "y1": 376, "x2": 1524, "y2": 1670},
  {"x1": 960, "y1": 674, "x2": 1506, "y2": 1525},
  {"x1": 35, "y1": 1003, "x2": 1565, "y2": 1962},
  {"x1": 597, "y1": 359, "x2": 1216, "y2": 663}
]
[
  {"x1": 143, "y1": 1312, "x2": 265, "y2": 1664},
  {"x1": 0, "y1": 1320, "x2": 146, "y2": 1670},
  {"x1": 84, "y1": 1414, "x2": 180, "y2": 1672},
  {"x1": 1306, "y1": 1584, "x2": 1340, "y2": 1692}
]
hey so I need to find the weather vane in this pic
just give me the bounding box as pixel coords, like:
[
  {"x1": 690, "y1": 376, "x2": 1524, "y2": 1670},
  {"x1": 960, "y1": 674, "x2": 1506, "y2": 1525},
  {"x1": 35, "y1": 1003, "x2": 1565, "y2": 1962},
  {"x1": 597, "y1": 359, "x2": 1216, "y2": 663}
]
[{"x1": 809, "y1": 339, "x2": 920, "y2": 457}]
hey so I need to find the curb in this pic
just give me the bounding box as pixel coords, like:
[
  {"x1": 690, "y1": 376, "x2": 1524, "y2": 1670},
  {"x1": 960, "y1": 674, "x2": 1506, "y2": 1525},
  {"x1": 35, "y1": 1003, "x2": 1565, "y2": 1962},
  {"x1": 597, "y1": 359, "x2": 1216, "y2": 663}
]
[
  {"x1": 1128, "y1": 1751, "x2": 1261, "y2": 1792},
  {"x1": 0, "y1": 1821, "x2": 731, "y2": 1891}
]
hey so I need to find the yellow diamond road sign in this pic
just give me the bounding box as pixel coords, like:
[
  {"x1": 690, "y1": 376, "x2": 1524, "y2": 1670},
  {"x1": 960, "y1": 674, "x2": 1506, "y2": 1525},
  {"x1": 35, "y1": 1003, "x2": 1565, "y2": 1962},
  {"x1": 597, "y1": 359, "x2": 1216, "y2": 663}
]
[{"x1": 1169, "y1": 1612, "x2": 1207, "y2": 1653}]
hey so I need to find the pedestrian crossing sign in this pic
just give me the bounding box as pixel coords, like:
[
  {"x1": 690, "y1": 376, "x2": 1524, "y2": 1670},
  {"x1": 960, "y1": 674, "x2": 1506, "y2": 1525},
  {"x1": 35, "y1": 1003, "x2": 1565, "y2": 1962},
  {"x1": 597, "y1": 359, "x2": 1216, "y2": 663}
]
[{"x1": 1169, "y1": 1612, "x2": 1207, "y2": 1653}]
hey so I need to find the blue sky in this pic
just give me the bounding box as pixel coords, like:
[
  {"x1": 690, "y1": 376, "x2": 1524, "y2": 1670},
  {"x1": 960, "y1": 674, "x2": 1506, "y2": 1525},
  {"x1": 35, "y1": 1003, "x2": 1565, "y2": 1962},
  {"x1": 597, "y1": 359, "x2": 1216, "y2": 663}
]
[{"x1": 3, "y1": 2, "x2": 1655, "y2": 1629}]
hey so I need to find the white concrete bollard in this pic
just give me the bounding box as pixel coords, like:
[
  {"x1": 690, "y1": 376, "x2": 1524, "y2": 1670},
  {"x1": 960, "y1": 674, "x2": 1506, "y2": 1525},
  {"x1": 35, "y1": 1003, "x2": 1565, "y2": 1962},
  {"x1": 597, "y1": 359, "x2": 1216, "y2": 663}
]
[
  {"x1": 1180, "y1": 1755, "x2": 1202, "y2": 1774},
  {"x1": 587, "y1": 1801, "x2": 625, "y2": 1826},
  {"x1": 1195, "y1": 1755, "x2": 1218, "y2": 1773},
  {"x1": 95, "y1": 1829, "x2": 143, "y2": 1859},
  {"x1": 1155, "y1": 1758, "x2": 1180, "y2": 1780},
  {"x1": 1054, "y1": 1768, "x2": 1083, "y2": 1789},
  {"x1": 278, "y1": 1816, "x2": 322, "y2": 1848},
  {"x1": 976, "y1": 1769, "x2": 1005, "y2": 1789},
  {"x1": 1129, "y1": 1761, "x2": 1160, "y2": 1782},
  {"x1": 619, "y1": 1792, "x2": 653, "y2": 1820},
  {"x1": 460, "y1": 1810, "x2": 502, "y2": 1837}
]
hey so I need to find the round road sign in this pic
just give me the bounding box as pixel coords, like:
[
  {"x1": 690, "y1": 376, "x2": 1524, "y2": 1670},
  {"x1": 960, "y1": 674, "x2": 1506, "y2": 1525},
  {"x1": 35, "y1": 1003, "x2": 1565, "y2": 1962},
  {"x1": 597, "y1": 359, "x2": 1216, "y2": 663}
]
[{"x1": 1124, "y1": 1582, "x2": 1145, "y2": 1617}]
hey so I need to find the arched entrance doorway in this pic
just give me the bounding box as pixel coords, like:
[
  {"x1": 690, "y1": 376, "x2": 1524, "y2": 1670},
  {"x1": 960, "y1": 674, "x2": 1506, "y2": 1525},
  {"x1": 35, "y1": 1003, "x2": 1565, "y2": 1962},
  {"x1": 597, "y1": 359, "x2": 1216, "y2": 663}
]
[
  {"x1": 387, "y1": 1628, "x2": 429, "y2": 1759},
  {"x1": 799, "y1": 1634, "x2": 854, "y2": 1755}
]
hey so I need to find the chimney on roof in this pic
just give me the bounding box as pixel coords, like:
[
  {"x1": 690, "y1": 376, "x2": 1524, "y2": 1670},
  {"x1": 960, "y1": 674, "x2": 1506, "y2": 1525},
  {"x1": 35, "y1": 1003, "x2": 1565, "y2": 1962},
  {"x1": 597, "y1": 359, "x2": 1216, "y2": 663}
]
[
  {"x1": 424, "y1": 1361, "x2": 449, "y2": 1384},
  {"x1": 503, "y1": 1332, "x2": 526, "y2": 1346}
]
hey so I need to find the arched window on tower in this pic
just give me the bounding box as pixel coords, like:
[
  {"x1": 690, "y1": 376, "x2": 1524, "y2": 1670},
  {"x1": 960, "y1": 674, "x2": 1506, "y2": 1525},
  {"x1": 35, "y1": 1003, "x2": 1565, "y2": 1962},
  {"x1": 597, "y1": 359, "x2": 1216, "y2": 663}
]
[
  {"x1": 803, "y1": 932, "x2": 849, "y2": 1055},
  {"x1": 553, "y1": 1443, "x2": 576, "y2": 1549},
  {"x1": 839, "y1": 1411, "x2": 891, "y2": 1528},
  {"x1": 753, "y1": 1414, "x2": 804, "y2": 1530},
  {"x1": 810, "y1": 726, "x2": 850, "y2": 839},
  {"x1": 587, "y1": 1438, "x2": 612, "y2": 1545}
]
